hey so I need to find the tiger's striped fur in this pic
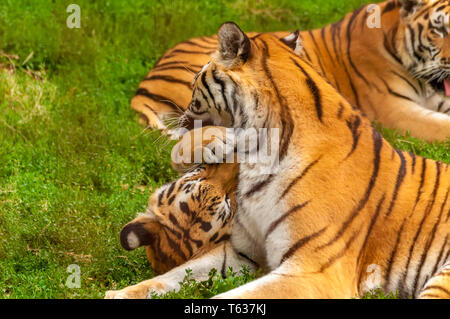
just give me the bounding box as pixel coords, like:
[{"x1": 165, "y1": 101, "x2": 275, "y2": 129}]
[
  {"x1": 106, "y1": 22, "x2": 449, "y2": 299},
  {"x1": 132, "y1": 0, "x2": 450, "y2": 141},
  {"x1": 118, "y1": 163, "x2": 239, "y2": 275}
]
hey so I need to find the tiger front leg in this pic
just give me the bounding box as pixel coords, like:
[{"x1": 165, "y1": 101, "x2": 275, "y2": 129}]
[
  {"x1": 373, "y1": 95, "x2": 450, "y2": 142},
  {"x1": 213, "y1": 259, "x2": 359, "y2": 299},
  {"x1": 105, "y1": 242, "x2": 256, "y2": 299}
]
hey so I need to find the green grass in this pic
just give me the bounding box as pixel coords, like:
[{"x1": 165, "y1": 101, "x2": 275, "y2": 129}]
[
  {"x1": 0, "y1": 0, "x2": 447, "y2": 299},
  {"x1": 151, "y1": 267, "x2": 261, "y2": 299}
]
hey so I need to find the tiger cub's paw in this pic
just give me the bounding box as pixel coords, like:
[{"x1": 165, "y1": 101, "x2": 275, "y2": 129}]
[
  {"x1": 105, "y1": 279, "x2": 170, "y2": 299},
  {"x1": 104, "y1": 285, "x2": 151, "y2": 299},
  {"x1": 104, "y1": 288, "x2": 148, "y2": 299},
  {"x1": 171, "y1": 126, "x2": 234, "y2": 172}
]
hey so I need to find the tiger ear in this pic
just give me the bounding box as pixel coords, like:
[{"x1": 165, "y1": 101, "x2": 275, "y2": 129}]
[
  {"x1": 217, "y1": 22, "x2": 251, "y2": 67},
  {"x1": 399, "y1": 0, "x2": 425, "y2": 17},
  {"x1": 280, "y1": 30, "x2": 303, "y2": 56},
  {"x1": 120, "y1": 214, "x2": 160, "y2": 251}
]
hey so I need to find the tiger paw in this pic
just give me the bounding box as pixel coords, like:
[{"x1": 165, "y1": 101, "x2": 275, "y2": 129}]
[
  {"x1": 171, "y1": 126, "x2": 234, "y2": 172},
  {"x1": 104, "y1": 286, "x2": 151, "y2": 299}
]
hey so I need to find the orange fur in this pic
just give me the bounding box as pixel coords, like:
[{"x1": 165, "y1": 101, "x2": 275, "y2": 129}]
[
  {"x1": 108, "y1": 21, "x2": 449, "y2": 299},
  {"x1": 132, "y1": 0, "x2": 450, "y2": 141},
  {"x1": 119, "y1": 162, "x2": 238, "y2": 275}
]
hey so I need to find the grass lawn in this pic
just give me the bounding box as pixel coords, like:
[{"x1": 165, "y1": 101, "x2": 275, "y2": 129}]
[{"x1": 0, "y1": 0, "x2": 448, "y2": 299}]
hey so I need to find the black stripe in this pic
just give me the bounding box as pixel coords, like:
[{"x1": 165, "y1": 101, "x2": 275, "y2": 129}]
[
  {"x1": 134, "y1": 88, "x2": 181, "y2": 112},
  {"x1": 345, "y1": 6, "x2": 370, "y2": 86},
  {"x1": 167, "y1": 214, "x2": 184, "y2": 239},
  {"x1": 153, "y1": 61, "x2": 204, "y2": 70},
  {"x1": 199, "y1": 36, "x2": 218, "y2": 45},
  {"x1": 410, "y1": 152, "x2": 417, "y2": 175},
  {"x1": 258, "y1": 38, "x2": 294, "y2": 162},
  {"x1": 407, "y1": 25, "x2": 423, "y2": 62},
  {"x1": 184, "y1": 238, "x2": 194, "y2": 256},
  {"x1": 383, "y1": 23, "x2": 403, "y2": 65},
  {"x1": 179, "y1": 201, "x2": 192, "y2": 216},
  {"x1": 385, "y1": 150, "x2": 407, "y2": 217},
  {"x1": 162, "y1": 228, "x2": 188, "y2": 260},
  {"x1": 158, "y1": 189, "x2": 165, "y2": 206},
  {"x1": 419, "y1": 293, "x2": 442, "y2": 298},
  {"x1": 280, "y1": 157, "x2": 321, "y2": 200},
  {"x1": 238, "y1": 252, "x2": 259, "y2": 268},
  {"x1": 379, "y1": 77, "x2": 415, "y2": 102},
  {"x1": 422, "y1": 285, "x2": 450, "y2": 296},
  {"x1": 181, "y1": 40, "x2": 217, "y2": 50},
  {"x1": 152, "y1": 65, "x2": 202, "y2": 74},
  {"x1": 143, "y1": 75, "x2": 192, "y2": 89},
  {"x1": 414, "y1": 157, "x2": 428, "y2": 209},
  {"x1": 212, "y1": 69, "x2": 233, "y2": 125},
  {"x1": 412, "y1": 187, "x2": 448, "y2": 296},
  {"x1": 307, "y1": 31, "x2": 327, "y2": 76},
  {"x1": 281, "y1": 227, "x2": 327, "y2": 264},
  {"x1": 201, "y1": 71, "x2": 219, "y2": 114},
  {"x1": 244, "y1": 175, "x2": 275, "y2": 198},
  {"x1": 319, "y1": 129, "x2": 383, "y2": 250},
  {"x1": 221, "y1": 244, "x2": 227, "y2": 278},
  {"x1": 337, "y1": 103, "x2": 345, "y2": 119},
  {"x1": 382, "y1": 0, "x2": 398, "y2": 14},
  {"x1": 301, "y1": 45, "x2": 313, "y2": 63},
  {"x1": 154, "y1": 235, "x2": 178, "y2": 268},
  {"x1": 265, "y1": 201, "x2": 310, "y2": 240},
  {"x1": 330, "y1": 20, "x2": 344, "y2": 64},
  {"x1": 321, "y1": 27, "x2": 337, "y2": 67},
  {"x1": 391, "y1": 71, "x2": 420, "y2": 95},
  {"x1": 400, "y1": 161, "x2": 442, "y2": 296},
  {"x1": 356, "y1": 194, "x2": 386, "y2": 266},
  {"x1": 215, "y1": 233, "x2": 231, "y2": 244},
  {"x1": 385, "y1": 217, "x2": 409, "y2": 291},
  {"x1": 169, "y1": 49, "x2": 214, "y2": 55},
  {"x1": 166, "y1": 182, "x2": 176, "y2": 199},
  {"x1": 290, "y1": 58, "x2": 323, "y2": 122},
  {"x1": 430, "y1": 234, "x2": 449, "y2": 276},
  {"x1": 340, "y1": 54, "x2": 362, "y2": 107},
  {"x1": 318, "y1": 230, "x2": 360, "y2": 272},
  {"x1": 345, "y1": 115, "x2": 362, "y2": 159}
]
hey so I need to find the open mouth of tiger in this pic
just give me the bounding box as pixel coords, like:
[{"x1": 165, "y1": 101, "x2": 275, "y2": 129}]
[{"x1": 429, "y1": 78, "x2": 450, "y2": 97}]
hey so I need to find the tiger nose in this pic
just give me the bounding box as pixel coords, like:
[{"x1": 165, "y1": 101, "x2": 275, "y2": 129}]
[
  {"x1": 179, "y1": 113, "x2": 196, "y2": 130},
  {"x1": 180, "y1": 111, "x2": 214, "y2": 129}
]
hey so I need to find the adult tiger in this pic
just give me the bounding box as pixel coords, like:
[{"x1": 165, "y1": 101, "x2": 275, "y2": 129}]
[
  {"x1": 106, "y1": 23, "x2": 450, "y2": 299},
  {"x1": 132, "y1": 0, "x2": 450, "y2": 142}
]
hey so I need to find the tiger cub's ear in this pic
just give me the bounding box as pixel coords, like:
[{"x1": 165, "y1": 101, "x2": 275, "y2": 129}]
[
  {"x1": 217, "y1": 22, "x2": 251, "y2": 68},
  {"x1": 280, "y1": 30, "x2": 303, "y2": 56},
  {"x1": 399, "y1": 0, "x2": 426, "y2": 17},
  {"x1": 120, "y1": 214, "x2": 160, "y2": 251}
]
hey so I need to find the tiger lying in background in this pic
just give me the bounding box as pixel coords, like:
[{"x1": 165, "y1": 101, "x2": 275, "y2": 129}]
[
  {"x1": 132, "y1": 0, "x2": 450, "y2": 142},
  {"x1": 106, "y1": 22, "x2": 449, "y2": 299}
]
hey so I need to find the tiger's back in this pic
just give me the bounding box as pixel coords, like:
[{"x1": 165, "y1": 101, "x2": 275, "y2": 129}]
[{"x1": 132, "y1": 0, "x2": 450, "y2": 141}]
